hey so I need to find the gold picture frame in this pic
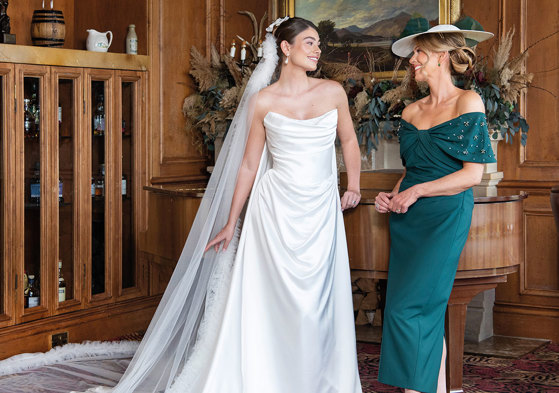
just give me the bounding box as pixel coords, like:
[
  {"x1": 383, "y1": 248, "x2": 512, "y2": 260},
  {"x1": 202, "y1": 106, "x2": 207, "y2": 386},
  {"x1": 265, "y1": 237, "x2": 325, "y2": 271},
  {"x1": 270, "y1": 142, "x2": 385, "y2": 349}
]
[
  {"x1": 277, "y1": 0, "x2": 462, "y2": 79},
  {"x1": 281, "y1": 0, "x2": 461, "y2": 23}
]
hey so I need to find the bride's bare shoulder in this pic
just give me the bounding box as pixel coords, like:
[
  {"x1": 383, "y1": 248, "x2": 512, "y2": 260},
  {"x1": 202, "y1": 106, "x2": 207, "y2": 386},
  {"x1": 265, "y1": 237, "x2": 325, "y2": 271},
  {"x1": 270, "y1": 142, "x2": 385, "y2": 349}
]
[
  {"x1": 250, "y1": 87, "x2": 277, "y2": 119},
  {"x1": 312, "y1": 78, "x2": 343, "y2": 92}
]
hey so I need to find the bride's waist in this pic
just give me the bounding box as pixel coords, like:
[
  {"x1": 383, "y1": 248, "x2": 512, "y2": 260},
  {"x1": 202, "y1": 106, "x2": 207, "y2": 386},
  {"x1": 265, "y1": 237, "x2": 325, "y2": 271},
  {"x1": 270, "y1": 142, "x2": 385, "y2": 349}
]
[{"x1": 265, "y1": 166, "x2": 336, "y2": 188}]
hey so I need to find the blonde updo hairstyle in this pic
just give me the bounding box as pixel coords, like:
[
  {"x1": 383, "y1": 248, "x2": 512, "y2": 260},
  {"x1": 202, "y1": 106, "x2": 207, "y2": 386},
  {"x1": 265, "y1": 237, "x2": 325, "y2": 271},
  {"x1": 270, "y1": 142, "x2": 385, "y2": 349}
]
[{"x1": 414, "y1": 32, "x2": 476, "y2": 74}]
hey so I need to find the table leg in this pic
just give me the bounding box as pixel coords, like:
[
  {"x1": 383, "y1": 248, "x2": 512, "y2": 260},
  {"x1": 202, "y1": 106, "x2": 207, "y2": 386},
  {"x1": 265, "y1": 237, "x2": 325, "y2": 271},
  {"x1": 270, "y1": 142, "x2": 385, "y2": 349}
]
[{"x1": 445, "y1": 276, "x2": 506, "y2": 392}]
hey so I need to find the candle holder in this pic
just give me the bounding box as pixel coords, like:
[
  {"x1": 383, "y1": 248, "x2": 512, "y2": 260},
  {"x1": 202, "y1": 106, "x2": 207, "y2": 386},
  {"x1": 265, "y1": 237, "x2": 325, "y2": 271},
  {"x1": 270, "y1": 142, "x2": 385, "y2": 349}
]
[{"x1": 0, "y1": 0, "x2": 16, "y2": 44}]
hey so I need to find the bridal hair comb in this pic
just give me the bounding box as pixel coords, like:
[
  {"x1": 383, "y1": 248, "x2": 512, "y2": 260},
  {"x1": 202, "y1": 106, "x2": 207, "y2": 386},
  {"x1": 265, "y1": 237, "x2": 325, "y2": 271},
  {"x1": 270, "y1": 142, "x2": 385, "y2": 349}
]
[{"x1": 266, "y1": 16, "x2": 290, "y2": 33}]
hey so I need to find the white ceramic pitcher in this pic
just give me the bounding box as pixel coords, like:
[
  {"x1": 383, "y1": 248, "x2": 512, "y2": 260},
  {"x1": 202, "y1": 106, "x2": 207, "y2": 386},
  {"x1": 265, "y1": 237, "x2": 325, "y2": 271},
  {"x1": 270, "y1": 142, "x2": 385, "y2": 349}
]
[{"x1": 86, "y1": 29, "x2": 113, "y2": 52}]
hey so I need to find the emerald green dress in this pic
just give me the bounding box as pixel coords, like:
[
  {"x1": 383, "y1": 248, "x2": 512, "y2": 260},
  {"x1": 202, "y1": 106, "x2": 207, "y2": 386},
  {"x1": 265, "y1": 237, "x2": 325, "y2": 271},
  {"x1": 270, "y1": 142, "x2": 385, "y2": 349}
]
[{"x1": 378, "y1": 112, "x2": 496, "y2": 393}]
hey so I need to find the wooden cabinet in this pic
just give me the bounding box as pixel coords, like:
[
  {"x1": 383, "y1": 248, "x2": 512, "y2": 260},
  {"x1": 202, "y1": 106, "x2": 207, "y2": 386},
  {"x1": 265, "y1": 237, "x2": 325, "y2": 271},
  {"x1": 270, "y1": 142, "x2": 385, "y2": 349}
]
[{"x1": 0, "y1": 47, "x2": 152, "y2": 358}]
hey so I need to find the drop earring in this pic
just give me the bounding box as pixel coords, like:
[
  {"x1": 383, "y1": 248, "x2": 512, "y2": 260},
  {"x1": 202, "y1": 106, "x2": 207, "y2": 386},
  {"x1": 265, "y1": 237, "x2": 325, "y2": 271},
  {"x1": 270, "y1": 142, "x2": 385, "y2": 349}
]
[{"x1": 285, "y1": 54, "x2": 289, "y2": 65}]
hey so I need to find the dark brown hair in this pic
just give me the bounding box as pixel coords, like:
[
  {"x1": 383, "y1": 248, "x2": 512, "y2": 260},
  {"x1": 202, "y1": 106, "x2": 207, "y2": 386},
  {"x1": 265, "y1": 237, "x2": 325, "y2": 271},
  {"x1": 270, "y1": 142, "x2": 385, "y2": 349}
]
[{"x1": 273, "y1": 17, "x2": 318, "y2": 71}]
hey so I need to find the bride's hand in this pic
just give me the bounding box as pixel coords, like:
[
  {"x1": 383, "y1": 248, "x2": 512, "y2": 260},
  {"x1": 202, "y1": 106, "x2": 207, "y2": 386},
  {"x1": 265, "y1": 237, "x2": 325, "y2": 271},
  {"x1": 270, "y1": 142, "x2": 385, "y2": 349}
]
[
  {"x1": 205, "y1": 224, "x2": 235, "y2": 253},
  {"x1": 341, "y1": 189, "x2": 361, "y2": 211}
]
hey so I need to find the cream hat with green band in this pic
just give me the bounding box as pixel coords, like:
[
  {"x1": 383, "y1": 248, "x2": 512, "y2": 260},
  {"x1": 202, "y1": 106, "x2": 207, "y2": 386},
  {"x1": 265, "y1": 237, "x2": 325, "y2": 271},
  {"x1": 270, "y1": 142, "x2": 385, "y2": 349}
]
[{"x1": 392, "y1": 24, "x2": 494, "y2": 58}]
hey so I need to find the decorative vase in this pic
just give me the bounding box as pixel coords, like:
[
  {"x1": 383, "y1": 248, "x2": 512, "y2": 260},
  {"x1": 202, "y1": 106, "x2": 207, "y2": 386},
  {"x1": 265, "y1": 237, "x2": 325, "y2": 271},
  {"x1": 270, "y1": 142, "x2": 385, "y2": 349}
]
[
  {"x1": 473, "y1": 129, "x2": 504, "y2": 197},
  {"x1": 31, "y1": 9, "x2": 65, "y2": 47},
  {"x1": 551, "y1": 186, "x2": 559, "y2": 234}
]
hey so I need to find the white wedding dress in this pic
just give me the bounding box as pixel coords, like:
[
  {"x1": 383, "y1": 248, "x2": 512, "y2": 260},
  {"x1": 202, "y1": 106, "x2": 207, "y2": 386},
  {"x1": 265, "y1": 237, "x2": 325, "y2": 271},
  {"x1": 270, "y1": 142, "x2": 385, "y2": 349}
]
[{"x1": 175, "y1": 108, "x2": 362, "y2": 393}]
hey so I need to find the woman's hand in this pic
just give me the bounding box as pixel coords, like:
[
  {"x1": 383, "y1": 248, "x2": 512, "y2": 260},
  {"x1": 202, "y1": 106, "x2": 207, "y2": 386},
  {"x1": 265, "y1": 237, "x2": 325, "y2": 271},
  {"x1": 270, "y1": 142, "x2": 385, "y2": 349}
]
[
  {"x1": 388, "y1": 186, "x2": 420, "y2": 214},
  {"x1": 205, "y1": 224, "x2": 235, "y2": 253},
  {"x1": 341, "y1": 189, "x2": 361, "y2": 211},
  {"x1": 374, "y1": 192, "x2": 393, "y2": 213}
]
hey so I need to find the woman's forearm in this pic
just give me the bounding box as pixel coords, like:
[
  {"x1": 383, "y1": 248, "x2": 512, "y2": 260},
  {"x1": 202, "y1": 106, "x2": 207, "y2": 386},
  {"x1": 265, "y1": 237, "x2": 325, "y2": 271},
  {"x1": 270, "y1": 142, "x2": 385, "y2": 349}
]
[
  {"x1": 341, "y1": 137, "x2": 361, "y2": 192},
  {"x1": 226, "y1": 164, "x2": 259, "y2": 228},
  {"x1": 392, "y1": 171, "x2": 406, "y2": 194},
  {"x1": 412, "y1": 164, "x2": 483, "y2": 198}
]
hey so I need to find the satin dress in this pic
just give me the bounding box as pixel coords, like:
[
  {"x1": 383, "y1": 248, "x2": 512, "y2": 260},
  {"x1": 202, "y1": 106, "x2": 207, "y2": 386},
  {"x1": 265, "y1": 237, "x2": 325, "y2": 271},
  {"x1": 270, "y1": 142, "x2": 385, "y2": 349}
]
[
  {"x1": 378, "y1": 112, "x2": 496, "y2": 393},
  {"x1": 182, "y1": 109, "x2": 362, "y2": 393}
]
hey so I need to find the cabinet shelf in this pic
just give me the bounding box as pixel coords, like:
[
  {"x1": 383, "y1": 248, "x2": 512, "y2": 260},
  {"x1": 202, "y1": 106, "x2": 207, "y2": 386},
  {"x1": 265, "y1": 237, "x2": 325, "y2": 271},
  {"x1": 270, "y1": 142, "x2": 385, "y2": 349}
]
[
  {"x1": 0, "y1": 44, "x2": 149, "y2": 71},
  {"x1": 25, "y1": 201, "x2": 73, "y2": 209}
]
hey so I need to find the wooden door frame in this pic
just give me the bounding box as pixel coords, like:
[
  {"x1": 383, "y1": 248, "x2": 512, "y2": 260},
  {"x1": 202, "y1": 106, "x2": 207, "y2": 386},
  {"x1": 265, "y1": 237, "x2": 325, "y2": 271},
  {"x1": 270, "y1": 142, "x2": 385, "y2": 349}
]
[
  {"x1": 51, "y1": 67, "x2": 85, "y2": 316},
  {"x1": 84, "y1": 68, "x2": 115, "y2": 307},
  {"x1": 0, "y1": 63, "x2": 14, "y2": 329},
  {"x1": 114, "y1": 70, "x2": 148, "y2": 300},
  {"x1": 14, "y1": 64, "x2": 52, "y2": 324}
]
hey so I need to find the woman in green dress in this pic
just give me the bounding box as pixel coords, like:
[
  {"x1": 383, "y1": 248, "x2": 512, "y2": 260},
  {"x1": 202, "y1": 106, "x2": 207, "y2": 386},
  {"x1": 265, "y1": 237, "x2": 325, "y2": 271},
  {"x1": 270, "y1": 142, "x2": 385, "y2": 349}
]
[{"x1": 375, "y1": 25, "x2": 495, "y2": 393}]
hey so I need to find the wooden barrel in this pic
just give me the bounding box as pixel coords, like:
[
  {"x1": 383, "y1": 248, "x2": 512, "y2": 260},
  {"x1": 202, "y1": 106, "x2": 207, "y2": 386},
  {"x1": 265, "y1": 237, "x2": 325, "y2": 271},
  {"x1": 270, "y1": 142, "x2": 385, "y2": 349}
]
[{"x1": 31, "y1": 9, "x2": 66, "y2": 47}]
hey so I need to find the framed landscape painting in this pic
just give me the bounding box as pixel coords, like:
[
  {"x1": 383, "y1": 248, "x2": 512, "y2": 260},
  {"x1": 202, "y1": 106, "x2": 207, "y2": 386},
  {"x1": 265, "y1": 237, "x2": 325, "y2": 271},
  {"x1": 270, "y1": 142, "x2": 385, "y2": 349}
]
[{"x1": 283, "y1": 0, "x2": 461, "y2": 76}]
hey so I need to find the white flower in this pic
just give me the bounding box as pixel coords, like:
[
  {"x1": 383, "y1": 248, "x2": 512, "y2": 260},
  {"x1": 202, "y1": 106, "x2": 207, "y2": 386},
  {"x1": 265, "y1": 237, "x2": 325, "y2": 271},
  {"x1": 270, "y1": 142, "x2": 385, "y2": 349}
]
[{"x1": 266, "y1": 16, "x2": 290, "y2": 33}]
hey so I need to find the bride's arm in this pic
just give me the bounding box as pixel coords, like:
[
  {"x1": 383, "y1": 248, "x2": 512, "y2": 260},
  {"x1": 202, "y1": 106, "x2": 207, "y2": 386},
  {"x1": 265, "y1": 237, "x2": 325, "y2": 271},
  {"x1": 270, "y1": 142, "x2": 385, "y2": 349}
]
[
  {"x1": 334, "y1": 83, "x2": 361, "y2": 210},
  {"x1": 205, "y1": 106, "x2": 266, "y2": 252}
]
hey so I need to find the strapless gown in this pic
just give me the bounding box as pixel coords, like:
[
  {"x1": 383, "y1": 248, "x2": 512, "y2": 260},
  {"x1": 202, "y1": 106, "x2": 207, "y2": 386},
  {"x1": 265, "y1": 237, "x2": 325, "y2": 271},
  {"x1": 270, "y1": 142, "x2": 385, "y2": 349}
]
[{"x1": 171, "y1": 109, "x2": 362, "y2": 392}]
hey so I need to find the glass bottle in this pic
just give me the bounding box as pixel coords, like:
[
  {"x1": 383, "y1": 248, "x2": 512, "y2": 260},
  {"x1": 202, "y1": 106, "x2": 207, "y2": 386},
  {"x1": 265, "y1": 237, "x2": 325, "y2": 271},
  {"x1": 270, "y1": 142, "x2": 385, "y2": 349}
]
[
  {"x1": 58, "y1": 260, "x2": 66, "y2": 302},
  {"x1": 93, "y1": 93, "x2": 105, "y2": 136},
  {"x1": 91, "y1": 177, "x2": 96, "y2": 197},
  {"x1": 126, "y1": 24, "x2": 138, "y2": 55},
  {"x1": 24, "y1": 98, "x2": 32, "y2": 137},
  {"x1": 30, "y1": 162, "x2": 41, "y2": 205},
  {"x1": 58, "y1": 106, "x2": 62, "y2": 131},
  {"x1": 31, "y1": 91, "x2": 40, "y2": 138},
  {"x1": 59, "y1": 178, "x2": 64, "y2": 203},
  {"x1": 95, "y1": 164, "x2": 105, "y2": 197},
  {"x1": 26, "y1": 275, "x2": 40, "y2": 308},
  {"x1": 121, "y1": 174, "x2": 127, "y2": 196}
]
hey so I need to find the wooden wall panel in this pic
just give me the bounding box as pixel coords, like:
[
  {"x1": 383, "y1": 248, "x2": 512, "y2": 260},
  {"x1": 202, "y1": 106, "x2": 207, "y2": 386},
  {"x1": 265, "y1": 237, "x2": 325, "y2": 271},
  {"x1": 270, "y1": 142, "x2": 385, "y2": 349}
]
[
  {"x1": 73, "y1": 0, "x2": 148, "y2": 55},
  {"x1": 524, "y1": 214, "x2": 559, "y2": 294},
  {"x1": 148, "y1": 0, "x2": 268, "y2": 184},
  {"x1": 461, "y1": 0, "x2": 501, "y2": 58},
  {"x1": 461, "y1": 0, "x2": 559, "y2": 341}
]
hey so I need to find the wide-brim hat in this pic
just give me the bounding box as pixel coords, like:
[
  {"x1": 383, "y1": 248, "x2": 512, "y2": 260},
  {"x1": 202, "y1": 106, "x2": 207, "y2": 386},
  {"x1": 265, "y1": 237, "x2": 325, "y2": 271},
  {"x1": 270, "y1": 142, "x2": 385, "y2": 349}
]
[{"x1": 392, "y1": 24, "x2": 494, "y2": 58}]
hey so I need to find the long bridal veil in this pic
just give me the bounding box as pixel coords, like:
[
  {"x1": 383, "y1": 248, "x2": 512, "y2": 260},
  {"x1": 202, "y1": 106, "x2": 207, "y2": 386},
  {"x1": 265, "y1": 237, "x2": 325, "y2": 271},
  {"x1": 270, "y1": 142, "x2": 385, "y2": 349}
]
[{"x1": 107, "y1": 32, "x2": 278, "y2": 393}]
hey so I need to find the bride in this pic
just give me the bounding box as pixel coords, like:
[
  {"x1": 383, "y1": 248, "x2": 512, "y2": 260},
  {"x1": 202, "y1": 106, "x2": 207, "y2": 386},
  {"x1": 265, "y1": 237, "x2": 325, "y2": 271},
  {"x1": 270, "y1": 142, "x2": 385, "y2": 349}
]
[{"x1": 73, "y1": 16, "x2": 362, "y2": 393}]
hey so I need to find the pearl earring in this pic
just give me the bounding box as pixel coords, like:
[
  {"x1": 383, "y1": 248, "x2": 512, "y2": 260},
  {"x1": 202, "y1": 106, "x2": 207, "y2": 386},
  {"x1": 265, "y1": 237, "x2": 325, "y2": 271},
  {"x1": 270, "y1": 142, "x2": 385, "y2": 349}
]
[{"x1": 285, "y1": 54, "x2": 289, "y2": 65}]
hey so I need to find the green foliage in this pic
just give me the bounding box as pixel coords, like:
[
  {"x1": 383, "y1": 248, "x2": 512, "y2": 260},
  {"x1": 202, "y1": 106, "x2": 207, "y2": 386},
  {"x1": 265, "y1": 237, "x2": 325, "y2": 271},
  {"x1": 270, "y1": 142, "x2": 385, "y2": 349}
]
[{"x1": 470, "y1": 80, "x2": 529, "y2": 146}]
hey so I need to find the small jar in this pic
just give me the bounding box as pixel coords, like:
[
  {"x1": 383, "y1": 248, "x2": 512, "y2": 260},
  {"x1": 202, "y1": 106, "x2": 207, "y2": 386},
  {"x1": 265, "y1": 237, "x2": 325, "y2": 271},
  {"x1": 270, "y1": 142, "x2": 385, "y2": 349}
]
[{"x1": 126, "y1": 24, "x2": 138, "y2": 55}]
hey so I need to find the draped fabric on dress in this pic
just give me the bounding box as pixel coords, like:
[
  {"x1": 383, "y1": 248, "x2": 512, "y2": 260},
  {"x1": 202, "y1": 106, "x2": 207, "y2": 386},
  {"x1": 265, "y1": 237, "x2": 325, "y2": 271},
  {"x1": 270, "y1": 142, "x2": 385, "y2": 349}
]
[{"x1": 378, "y1": 112, "x2": 496, "y2": 393}]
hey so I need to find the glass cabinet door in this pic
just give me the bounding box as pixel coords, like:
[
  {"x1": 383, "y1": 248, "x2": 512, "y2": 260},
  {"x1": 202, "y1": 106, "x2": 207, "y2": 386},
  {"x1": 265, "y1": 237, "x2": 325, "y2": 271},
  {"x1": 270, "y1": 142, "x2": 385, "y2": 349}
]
[
  {"x1": 87, "y1": 70, "x2": 113, "y2": 303},
  {"x1": 53, "y1": 68, "x2": 83, "y2": 313},
  {"x1": 17, "y1": 65, "x2": 50, "y2": 322},
  {"x1": 0, "y1": 64, "x2": 13, "y2": 328},
  {"x1": 117, "y1": 72, "x2": 144, "y2": 298}
]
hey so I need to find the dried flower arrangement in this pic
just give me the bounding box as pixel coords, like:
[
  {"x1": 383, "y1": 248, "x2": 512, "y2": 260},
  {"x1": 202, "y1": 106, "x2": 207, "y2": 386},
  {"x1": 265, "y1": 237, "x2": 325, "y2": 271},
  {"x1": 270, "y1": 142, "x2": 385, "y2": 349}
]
[
  {"x1": 183, "y1": 11, "x2": 267, "y2": 154},
  {"x1": 183, "y1": 14, "x2": 550, "y2": 156}
]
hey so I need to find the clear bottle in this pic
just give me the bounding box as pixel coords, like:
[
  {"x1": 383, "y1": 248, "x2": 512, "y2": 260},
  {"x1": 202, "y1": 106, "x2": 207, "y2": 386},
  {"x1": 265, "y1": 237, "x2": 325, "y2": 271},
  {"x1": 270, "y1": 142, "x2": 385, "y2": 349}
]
[
  {"x1": 24, "y1": 98, "x2": 32, "y2": 137},
  {"x1": 93, "y1": 93, "x2": 105, "y2": 136},
  {"x1": 95, "y1": 164, "x2": 105, "y2": 197},
  {"x1": 91, "y1": 176, "x2": 96, "y2": 197},
  {"x1": 27, "y1": 275, "x2": 40, "y2": 308},
  {"x1": 121, "y1": 174, "x2": 127, "y2": 196},
  {"x1": 58, "y1": 260, "x2": 66, "y2": 302},
  {"x1": 59, "y1": 178, "x2": 64, "y2": 204},
  {"x1": 58, "y1": 105, "x2": 62, "y2": 132},
  {"x1": 126, "y1": 24, "x2": 138, "y2": 55},
  {"x1": 30, "y1": 162, "x2": 41, "y2": 205}
]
